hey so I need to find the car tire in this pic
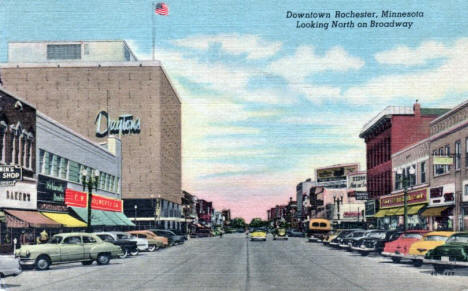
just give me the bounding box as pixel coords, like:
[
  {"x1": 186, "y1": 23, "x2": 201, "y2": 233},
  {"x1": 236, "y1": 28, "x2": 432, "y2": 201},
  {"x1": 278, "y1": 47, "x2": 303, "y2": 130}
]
[
  {"x1": 130, "y1": 249, "x2": 139, "y2": 256},
  {"x1": 391, "y1": 257, "x2": 401, "y2": 263},
  {"x1": 413, "y1": 259, "x2": 423, "y2": 267},
  {"x1": 119, "y1": 248, "x2": 128, "y2": 259},
  {"x1": 35, "y1": 255, "x2": 51, "y2": 271},
  {"x1": 147, "y1": 245, "x2": 157, "y2": 252},
  {"x1": 433, "y1": 264, "x2": 446, "y2": 274},
  {"x1": 96, "y1": 253, "x2": 111, "y2": 265},
  {"x1": 81, "y1": 260, "x2": 94, "y2": 265},
  {"x1": 360, "y1": 251, "x2": 369, "y2": 256}
]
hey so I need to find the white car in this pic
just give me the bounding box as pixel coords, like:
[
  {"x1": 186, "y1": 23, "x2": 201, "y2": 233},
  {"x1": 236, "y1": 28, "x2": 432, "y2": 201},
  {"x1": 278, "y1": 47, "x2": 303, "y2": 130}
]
[
  {"x1": 129, "y1": 235, "x2": 149, "y2": 252},
  {"x1": 0, "y1": 255, "x2": 22, "y2": 278}
]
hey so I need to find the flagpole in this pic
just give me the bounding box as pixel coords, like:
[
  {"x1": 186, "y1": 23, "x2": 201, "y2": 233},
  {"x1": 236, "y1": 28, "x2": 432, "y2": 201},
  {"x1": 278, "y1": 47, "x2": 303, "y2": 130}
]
[{"x1": 152, "y1": 2, "x2": 156, "y2": 61}]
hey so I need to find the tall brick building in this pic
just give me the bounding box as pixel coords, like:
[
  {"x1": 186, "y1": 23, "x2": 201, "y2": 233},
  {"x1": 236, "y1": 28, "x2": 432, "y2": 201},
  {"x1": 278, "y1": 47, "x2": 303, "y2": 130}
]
[
  {"x1": 1, "y1": 41, "x2": 183, "y2": 229},
  {"x1": 359, "y1": 102, "x2": 449, "y2": 199}
]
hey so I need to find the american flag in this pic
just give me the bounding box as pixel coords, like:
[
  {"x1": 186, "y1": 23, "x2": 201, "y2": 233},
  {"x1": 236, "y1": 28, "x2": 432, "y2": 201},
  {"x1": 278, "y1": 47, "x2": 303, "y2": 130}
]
[{"x1": 155, "y1": 3, "x2": 168, "y2": 16}]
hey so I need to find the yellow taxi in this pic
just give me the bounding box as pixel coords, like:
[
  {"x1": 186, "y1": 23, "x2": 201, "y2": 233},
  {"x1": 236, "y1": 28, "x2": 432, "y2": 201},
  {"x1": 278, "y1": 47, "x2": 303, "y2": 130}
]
[
  {"x1": 250, "y1": 227, "x2": 268, "y2": 241},
  {"x1": 406, "y1": 231, "x2": 454, "y2": 267}
]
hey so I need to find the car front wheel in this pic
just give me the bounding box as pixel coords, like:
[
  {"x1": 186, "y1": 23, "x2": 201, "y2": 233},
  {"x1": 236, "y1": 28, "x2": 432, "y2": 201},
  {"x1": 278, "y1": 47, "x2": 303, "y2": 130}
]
[
  {"x1": 96, "y1": 253, "x2": 111, "y2": 265},
  {"x1": 412, "y1": 259, "x2": 423, "y2": 267},
  {"x1": 119, "y1": 248, "x2": 128, "y2": 259},
  {"x1": 147, "y1": 245, "x2": 157, "y2": 252},
  {"x1": 130, "y1": 249, "x2": 139, "y2": 256},
  {"x1": 35, "y1": 255, "x2": 51, "y2": 271}
]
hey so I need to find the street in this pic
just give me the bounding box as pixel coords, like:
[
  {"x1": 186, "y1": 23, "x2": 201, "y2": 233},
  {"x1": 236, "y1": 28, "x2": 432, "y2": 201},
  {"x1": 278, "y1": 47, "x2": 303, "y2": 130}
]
[{"x1": 6, "y1": 234, "x2": 468, "y2": 291}]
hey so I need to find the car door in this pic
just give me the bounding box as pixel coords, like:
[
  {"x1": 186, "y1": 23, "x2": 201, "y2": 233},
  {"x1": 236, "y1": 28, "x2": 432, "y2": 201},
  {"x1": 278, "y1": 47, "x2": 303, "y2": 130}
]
[
  {"x1": 60, "y1": 236, "x2": 85, "y2": 261},
  {"x1": 82, "y1": 235, "x2": 99, "y2": 259}
]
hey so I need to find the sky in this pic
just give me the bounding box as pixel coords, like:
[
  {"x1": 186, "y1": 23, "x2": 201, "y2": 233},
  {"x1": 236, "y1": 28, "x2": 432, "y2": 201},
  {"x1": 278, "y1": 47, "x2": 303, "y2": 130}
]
[{"x1": 1, "y1": 1, "x2": 468, "y2": 221}]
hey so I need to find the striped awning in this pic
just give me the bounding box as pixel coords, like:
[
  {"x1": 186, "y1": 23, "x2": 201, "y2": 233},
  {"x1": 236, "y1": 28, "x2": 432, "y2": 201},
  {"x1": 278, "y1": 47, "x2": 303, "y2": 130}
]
[
  {"x1": 40, "y1": 212, "x2": 87, "y2": 228},
  {"x1": 5, "y1": 209, "x2": 61, "y2": 228}
]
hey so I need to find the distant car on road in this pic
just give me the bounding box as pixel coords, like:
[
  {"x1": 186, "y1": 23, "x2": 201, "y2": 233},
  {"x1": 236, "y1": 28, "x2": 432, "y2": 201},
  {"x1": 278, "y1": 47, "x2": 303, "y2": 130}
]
[
  {"x1": 352, "y1": 230, "x2": 401, "y2": 256},
  {"x1": 95, "y1": 232, "x2": 139, "y2": 258},
  {"x1": 0, "y1": 255, "x2": 22, "y2": 278},
  {"x1": 14, "y1": 232, "x2": 122, "y2": 270},
  {"x1": 250, "y1": 227, "x2": 267, "y2": 241},
  {"x1": 287, "y1": 229, "x2": 304, "y2": 238},
  {"x1": 273, "y1": 228, "x2": 288, "y2": 240},
  {"x1": 127, "y1": 230, "x2": 167, "y2": 251},
  {"x1": 191, "y1": 228, "x2": 212, "y2": 238},
  {"x1": 149, "y1": 229, "x2": 185, "y2": 246}
]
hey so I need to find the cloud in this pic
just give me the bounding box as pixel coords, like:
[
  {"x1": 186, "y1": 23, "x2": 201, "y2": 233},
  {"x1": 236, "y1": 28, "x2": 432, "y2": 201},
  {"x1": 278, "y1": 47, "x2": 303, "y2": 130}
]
[
  {"x1": 172, "y1": 34, "x2": 282, "y2": 60},
  {"x1": 374, "y1": 40, "x2": 450, "y2": 66},
  {"x1": 267, "y1": 45, "x2": 364, "y2": 83}
]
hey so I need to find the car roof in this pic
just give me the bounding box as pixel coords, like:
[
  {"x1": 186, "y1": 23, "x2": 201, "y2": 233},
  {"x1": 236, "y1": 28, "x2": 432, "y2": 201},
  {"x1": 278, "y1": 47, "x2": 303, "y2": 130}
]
[{"x1": 424, "y1": 231, "x2": 455, "y2": 237}]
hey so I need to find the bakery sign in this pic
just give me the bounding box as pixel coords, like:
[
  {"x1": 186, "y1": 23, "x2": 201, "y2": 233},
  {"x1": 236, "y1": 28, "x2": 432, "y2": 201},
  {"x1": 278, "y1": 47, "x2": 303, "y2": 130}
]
[
  {"x1": 65, "y1": 189, "x2": 123, "y2": 212},
  {"x1": 95, "y1": 110, "x2": 141, "y2": 138},
  {"x1": 0, "y1": 181, "x2": 37, "y2": 209},
  {"x1": 380, "y1": 188, "x2": 428, "y2": 208}
]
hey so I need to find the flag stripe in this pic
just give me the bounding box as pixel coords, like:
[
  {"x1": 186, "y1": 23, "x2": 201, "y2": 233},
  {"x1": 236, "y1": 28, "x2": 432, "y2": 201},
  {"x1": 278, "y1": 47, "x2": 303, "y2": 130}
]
[{"x1": 155, "y1": 3, "x2": 168, "y2": 16}]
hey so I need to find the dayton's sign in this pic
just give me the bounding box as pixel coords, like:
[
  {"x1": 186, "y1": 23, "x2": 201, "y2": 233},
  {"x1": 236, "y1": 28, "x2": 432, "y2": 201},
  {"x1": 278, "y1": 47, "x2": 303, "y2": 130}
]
[
  {"x1": 95, "y1": 110, "x2": 141, "y2": 138},
  {"x1": 65, "y1": 189, "x2": 123, "y2": 212}
]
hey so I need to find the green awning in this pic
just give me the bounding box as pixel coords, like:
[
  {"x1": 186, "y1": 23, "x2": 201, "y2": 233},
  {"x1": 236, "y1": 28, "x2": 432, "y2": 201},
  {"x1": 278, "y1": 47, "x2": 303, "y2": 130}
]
[
  {"x1": 101, "y1": 211, "x2": 135, "y2": 226},
  {"x1": 70, "y1": 207, "x2": 114, "y2": 226},
  {"x1": 114, "y1": 211, "x2": 135, "y2": 226}
]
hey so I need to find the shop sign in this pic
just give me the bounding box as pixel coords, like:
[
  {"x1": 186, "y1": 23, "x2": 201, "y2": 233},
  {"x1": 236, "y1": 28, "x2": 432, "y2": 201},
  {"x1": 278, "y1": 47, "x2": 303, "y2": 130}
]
[
  {"x1": 95, "y1": 110, "x2": 141, "y2": 138},
  {"x1": 365, "y1": 200, "x2": 376, "y2": 216},
  {"x1": 380, "y1": 188, "x2": 428, "y2": 208},
  {"x1": 65, "y1": 189, "x2": 122, "y2": 212},
  {"x1": 37, "y1": 202, "x2": 68, "y2": 212},
  {"x1": 0, "y1": 181, "x2": 37, "y2": 209},
  {"x1": 0, "y1": 166, "x2": 22, "y2": 186},
  {"x1": 344, "y1": 211, "x2": 360, "y2": 217},
  {"x1": 355, "y1": 191, "x2": 369, "y2": 200},
  {"x1": 37, "y1": 175, "x2": 67, "y2": 204},
  {"x1": 433, "y1": 156, "x2": 453, "y2": 165},
  {"x1": 316, "y1": 165, "x2": 358, "y2": 181}
]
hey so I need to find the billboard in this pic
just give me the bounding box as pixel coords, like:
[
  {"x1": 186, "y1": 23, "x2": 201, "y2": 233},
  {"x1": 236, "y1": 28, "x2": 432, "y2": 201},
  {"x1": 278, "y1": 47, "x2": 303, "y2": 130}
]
[{"x1": 316, "y1": 164, "x2": 359, "y2": 182}]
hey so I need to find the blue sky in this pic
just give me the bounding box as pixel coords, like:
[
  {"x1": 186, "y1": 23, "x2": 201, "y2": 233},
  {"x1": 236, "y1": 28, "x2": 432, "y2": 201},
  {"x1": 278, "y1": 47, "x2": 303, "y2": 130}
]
[{"x1": 1, "y1": 1, "x2": 468, "y2": 220}]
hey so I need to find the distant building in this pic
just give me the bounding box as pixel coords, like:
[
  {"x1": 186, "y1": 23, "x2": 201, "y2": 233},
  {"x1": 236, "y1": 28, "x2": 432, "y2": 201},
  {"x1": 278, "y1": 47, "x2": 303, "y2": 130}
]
[{"x1": 315, "y1": 163, "x2": 359, "y2": 189}]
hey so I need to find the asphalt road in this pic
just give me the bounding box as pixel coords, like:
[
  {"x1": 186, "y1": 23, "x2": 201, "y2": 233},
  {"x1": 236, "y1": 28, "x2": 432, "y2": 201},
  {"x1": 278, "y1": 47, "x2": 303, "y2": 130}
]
[{"x1": 5, "y1": 233, "x2": 468, "y2": 291}]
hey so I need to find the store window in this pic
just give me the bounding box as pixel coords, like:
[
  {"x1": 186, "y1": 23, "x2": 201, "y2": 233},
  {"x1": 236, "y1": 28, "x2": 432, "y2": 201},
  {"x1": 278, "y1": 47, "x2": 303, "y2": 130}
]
[{"x1": 455, "y1": 140, "x2": 461, "y2": 170}]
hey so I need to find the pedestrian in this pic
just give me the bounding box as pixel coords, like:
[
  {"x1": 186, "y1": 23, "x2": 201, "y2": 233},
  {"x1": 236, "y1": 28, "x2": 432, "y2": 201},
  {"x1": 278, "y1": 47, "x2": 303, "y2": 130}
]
[
  {"x1": 39, "y1": 230, "x2": 48, "y2": 244},
  {"x1": 19, "y1": 230, "x2": 27, "y2": 247},
  {"x1": 219, "y1": 231, "x2": 223, "y2": 238}
]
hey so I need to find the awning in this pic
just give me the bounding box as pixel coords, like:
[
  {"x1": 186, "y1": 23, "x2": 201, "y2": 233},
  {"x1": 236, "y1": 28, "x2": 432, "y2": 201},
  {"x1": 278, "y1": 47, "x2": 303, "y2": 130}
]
[
  {"x1": 421, "y1": 206, "x2": 449, "y2": 217},
  {"x1": 5, "y1": 210, "x2": 61, "y2": 228},
  {"x1": 393, "y1": 204, "x2": 425, "y2": 216},
  {"x1": 374, "y1": 209, "x2": 387, "y2": 218},
  {"x1": 385, "y1": 208, "x2": 400, "y2": 216},
  {"x1": 70, "y1": 207, "x2": 134, "y2": 226},
  {"x1": 40, "y1": 212, "x2": 87, "y2": 228}
]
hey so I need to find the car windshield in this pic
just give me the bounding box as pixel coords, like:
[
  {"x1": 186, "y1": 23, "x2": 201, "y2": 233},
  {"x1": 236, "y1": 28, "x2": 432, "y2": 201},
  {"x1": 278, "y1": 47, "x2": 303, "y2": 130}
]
[
  {"x1": 353, "y1": 232, "x2": 365, "y2": 237},
  {"x1": 403, "y1": 233, "x2": 423, "y2": 239},
  {"x1": 446, "y1": 235, "x2": 468, "y2": 243},
  {"x1": 367, "y1": 232, "x2": 386, "y2": 239},
  {"x1": 424, "y1": 235, "x2": 449, "y2": 242},
  {"x1": 253, "y1": 228, "x2": 267, "y2": 232},
  {"x1": 49, "y1": 236, "x2": 63, "y2": 244},
  {"x1": 117, "y1": 234, "x2": 131, "y2": 239}
]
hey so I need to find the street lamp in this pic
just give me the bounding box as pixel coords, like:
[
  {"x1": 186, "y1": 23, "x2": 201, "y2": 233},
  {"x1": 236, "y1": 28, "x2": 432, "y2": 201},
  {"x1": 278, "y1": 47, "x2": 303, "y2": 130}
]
[
  {"x1": 134, "y1": 204, "x2": 138, "y2": 229},
  {"x1": 81, "y1": 169, "x2": 100, "y2": 233},
  {"x1": 397, "y1": 167, "x2": 416, "y2": 231}
]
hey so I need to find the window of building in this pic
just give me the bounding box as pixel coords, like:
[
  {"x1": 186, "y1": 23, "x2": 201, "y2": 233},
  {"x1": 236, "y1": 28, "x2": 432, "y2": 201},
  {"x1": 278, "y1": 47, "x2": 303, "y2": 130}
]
[
  {"x1": 59, "y1": 157, "x2": 68, "y2": 180},
  {"x1": 68, "y1": 161, "x2": 80, "y2": 183},
  {"x1": 466, "y1": 138, "x2": 468, "y2": 168},
  {"x1": 47, "y1": 44, "x2": 81, "y2": 60},
  {"x1": 18, "y1": 135, "x2": 23, "y2": 167},
  {"x1": 455, "y1": 140, "x2": 461, "y2": 170},
  {"x1": 420, "y1": 161, "x2": 426, "y2": 184},
  {"x1": 10, "y1": 134, "x2": 16, "y2": 165},
  {"x1": 51, "y1": 154, "x2": 59, "y2": 177},
  {"x1": 0, "y1": 125, "x2": 5, "y2": 163},
  {"x1": 445, "y1": 145, "x2": 451, "y2": 172}
]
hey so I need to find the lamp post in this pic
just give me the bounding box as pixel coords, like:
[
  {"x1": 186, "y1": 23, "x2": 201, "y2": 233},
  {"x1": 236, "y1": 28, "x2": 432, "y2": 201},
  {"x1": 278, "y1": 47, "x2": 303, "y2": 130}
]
[
  {"x1": 397, "y1": 167, "x2": 416, "y2": 231},
  {"x1": 81, "y1": 169, "x2": 100, "y2": 233},
  {"x1": 134, "y1": 204, "x2": 138, "y2": 229}
]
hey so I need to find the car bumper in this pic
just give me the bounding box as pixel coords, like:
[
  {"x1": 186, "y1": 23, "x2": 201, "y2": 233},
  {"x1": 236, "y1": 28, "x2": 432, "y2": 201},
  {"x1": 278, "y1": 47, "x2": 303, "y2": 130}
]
[
  {"x1": 250, "y1": 237, "x2": 267, "y2": 241},
  {"x1": 329, "y1": 242, "x2": 339, "y2": 246},
  {"x1": 339, "y1": 244, "x2": 351, "y2": 249},
  {"x1": 351, "y1": 246, "x2": 375, "y2": 252},
  {"x1": 18, "y1": 258, "x2": 35, "y2": 266},
  {"x1": 424, "y1": 259, "x2": 468, "y2": 266},
  {"x1": 381, "y1": 252, "x2": 408, "y2": 258}
]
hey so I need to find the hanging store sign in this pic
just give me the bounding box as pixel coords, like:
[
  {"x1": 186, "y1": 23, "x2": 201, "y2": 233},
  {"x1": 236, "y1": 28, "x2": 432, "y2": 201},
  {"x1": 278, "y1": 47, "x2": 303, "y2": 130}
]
[
  {"x1": 380, "y1": 188, "x2": 428, "y2": 208},
  {"x1": 365, "y1": 200, "x2": 376, "y2": 217},
  {"x1": 355, "y1": 191, "x2": 369, "y2": 200},
  {"x1": 37, "y1": 175, "x2": 67, "y2": 204},
  {"x1": 95, "y1": 110, "x2": 141, "y2": 138},
  {"x1": 65, "y1": 189, "x2": 122, "y2": 212},
  {"x1": 0, "y1": 166, "x2": 22, "y2": 186},
  {"x1": 0, "y1": 181, "x2": 36, "y2": 209},
  {"x1": 433, "y1": 156, "x2": 453, "y2": 165}
]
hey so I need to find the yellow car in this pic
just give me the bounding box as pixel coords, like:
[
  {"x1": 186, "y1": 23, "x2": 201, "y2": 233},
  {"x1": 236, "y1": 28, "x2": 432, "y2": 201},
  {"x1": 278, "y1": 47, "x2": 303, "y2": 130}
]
[
  {"x1": 406, "y1": 231, "x2": 454, "y2": 267},
  {"x1": 250, "y1": 228, "x2": 267, "y2": 241},
  {"x1": 323, "y1": 230, "x2": 341, "y2": 245}
]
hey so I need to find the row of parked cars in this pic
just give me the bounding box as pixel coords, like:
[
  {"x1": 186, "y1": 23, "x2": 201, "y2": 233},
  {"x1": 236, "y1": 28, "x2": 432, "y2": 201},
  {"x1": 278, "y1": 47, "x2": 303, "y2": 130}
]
[
  {"x1": 319, "y1": 228, "x2": 468, "y2": 273},
  {"x1": 9, "y1": 228, "x2": 186, "y2": 275}
]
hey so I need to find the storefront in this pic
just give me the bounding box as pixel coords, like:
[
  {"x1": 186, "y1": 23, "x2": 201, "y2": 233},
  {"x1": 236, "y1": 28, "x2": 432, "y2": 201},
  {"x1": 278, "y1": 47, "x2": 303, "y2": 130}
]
[
  {"x1": 374, "y1": 188, "x2": 429, "y2": 230},
  {"x1": 422, "y1": 184, "x2": 455, "y2": 231},
  {"x1": 65, "y1": 189, "x2": 134, "y2": 229}
]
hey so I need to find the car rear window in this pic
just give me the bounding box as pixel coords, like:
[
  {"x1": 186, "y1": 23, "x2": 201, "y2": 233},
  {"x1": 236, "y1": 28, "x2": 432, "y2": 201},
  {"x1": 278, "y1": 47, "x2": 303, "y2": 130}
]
[
  {"x1": 49, "y1": 236, "x2": 63, "y2": 244},
  {"x1": 403, "y1": 233, "x2": 423, "y2": 239},
  {"x1": 447, "y1": 235, "x2": 468, "y2": 243},
  {"x1": 117, "y1": 234, "x2": 130, "y2": 239}
]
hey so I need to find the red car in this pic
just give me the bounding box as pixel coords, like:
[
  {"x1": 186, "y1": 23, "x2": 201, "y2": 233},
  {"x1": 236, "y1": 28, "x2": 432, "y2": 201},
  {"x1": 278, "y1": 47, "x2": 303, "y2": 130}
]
[{"x1": 381, "y1": 230, "x2": 429, "y2": 263}]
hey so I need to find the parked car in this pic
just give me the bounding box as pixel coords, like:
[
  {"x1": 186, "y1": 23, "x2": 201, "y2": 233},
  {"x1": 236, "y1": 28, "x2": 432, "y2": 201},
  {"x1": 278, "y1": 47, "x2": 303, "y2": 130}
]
[
  {"x1": 405, "y1": 231, "x2": 454, "y2": 267},
  {"x1": 95, "y1": 232, "x2": 139, "y2": 258},
  {"x1": 329, "y1": 229, "x2": 359, "y2": 247},
  {"x1": 382, "y1": 230, "x2": 429, "y2": 263},
  {"x1": 273, "y1": 227, "x2": 288, "y2": 240},
  {"x1": 250, "y1": 227, "x2": 267, "y2": 241},
  {"x1": 353, "y1": 230, "x2": 402, "y2": 256},
  {"x1": 149, "y1": 229, "x2": 185, "y2": 246},
  {"x1": 424, "y1": 232, "x2": 468, "y2": 273},
  {"x1": 191, "y1": 228, "x2": 212, "y2": 238},
  {"x1": 287, "y1": 229, "x2": 304, "y2": 238},
  {"x1": 322, "y1": 230, "x2": 342, "y2": 246},
  {"x1": 307, "y1": 219, "x2": 332, "y2": 242},
  {"x1": 0, "y1": 255, "x2": 22, "y2": 278},
  {"x1": 14, "y1": 232, "x2": 122, "y2": 270},
  {"x1": 127, "y1": 230, "x2": 166, "y2": 251},
  {"x1": 348, "y1": 230, "x2": 384, "y2": 252},
  {"x1": 339, "y1": 230, "x2": 369, "y2": 251},
  {"x1": 170, "y1": 229, "x2": 188, "y2": 240}
]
